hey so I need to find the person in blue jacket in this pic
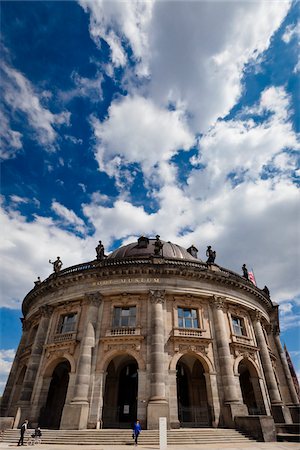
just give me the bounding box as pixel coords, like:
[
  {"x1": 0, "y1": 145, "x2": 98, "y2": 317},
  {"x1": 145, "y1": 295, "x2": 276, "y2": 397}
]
[{"x1": 133, "y1": 419, "x2": 141, "y2": 446}]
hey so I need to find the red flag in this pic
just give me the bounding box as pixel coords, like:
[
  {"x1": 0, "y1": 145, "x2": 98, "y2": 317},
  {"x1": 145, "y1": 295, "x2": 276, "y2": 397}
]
[{"x1": 248, "y1": 269, "x2": 256, "y2": 286}]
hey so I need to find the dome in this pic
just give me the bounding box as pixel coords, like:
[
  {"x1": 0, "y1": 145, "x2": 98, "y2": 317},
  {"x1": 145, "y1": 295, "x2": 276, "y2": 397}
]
[{"x1": 107, "y1": 237, "x2": 200, "y2": 261}]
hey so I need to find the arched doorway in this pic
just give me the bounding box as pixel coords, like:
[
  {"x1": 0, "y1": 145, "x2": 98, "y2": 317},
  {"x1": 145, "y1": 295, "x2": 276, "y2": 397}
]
[
  {"x1": 102, "y1": 355, "x2": 138, "y2": 428},
  {"x1": 238, "y1": 360, "x2": 266, "y2": 415},
  {"x1": 39, "y1": 360, "x2": 71, "y2": 429},
  {"x1": 176, "y1": 355, "x2": 210, "y2": 427}
]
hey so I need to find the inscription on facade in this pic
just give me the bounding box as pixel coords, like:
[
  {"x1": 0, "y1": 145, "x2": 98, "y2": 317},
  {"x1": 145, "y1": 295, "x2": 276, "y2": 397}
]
[{"x1": 92, "y1": 278, "x2": 160, "y2": 287}]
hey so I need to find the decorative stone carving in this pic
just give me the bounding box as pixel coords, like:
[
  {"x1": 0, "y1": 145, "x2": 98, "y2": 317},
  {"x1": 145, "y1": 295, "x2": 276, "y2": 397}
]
[
  {"x1": 212, "y1": 295, "x2": 226, "y2": 310},
  {"x1": 39, "y1": 305, "x2": 54, "y2": 318},
  {"x1": 149, "y1": 289, "x2": 165, "y2": 304},
  {"x1": 84, "y1": 292, "x2": 102, "y2": 306}
]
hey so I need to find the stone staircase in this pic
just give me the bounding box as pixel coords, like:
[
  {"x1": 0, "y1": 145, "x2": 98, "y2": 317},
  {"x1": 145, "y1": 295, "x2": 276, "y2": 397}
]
[
  {"x1": 276, "y1": 424, "x2": 300, "y2": 442},
  {"x1": 1, "y1": 428, "x2": 254, "y2": 445}
]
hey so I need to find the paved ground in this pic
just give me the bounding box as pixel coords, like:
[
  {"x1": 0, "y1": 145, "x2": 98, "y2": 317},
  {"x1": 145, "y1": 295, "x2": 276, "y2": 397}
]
[{"x1": 0, "y1": 443, "x2": 299, "y2": 450}]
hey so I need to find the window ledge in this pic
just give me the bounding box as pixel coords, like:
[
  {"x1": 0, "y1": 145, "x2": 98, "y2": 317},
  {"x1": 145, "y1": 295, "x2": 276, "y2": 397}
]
[
  {"x1": 106, "y1": 327, "x2": 141, "y2": 336},
  {"x1": 52, "y1": 332, "x2": 77, "y2": 343},
  {"x1": 173, "y1": 327, "x2": 205, "y2": 338}
]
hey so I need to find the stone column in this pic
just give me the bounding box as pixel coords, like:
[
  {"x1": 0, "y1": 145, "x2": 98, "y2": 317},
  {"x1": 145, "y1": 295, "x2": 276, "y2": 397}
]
[
  {"x1": 252, "y1": 311, "x2": 292, "y2": 423},
  {"x1": 147, "y1": 290, "x2": 169, "y2": 429},
  {"x1": 212, "y1": 297, "x2": 247, "y2": 426},
  {"x1": 273, "y1": 327, "x2": 299, "y2": 405},
  {"x1": 1, "y1": 318, "x2": 31, "y2": 417},
  {"x1": 18, "y1": 305, "x2": 53, "y2": 422},
  {"x1": 61, "y1": 294, "x2": 100, "y2": 429},
  {"x1": 168, "y1": 369, "x2": 180, "y2": 429}
]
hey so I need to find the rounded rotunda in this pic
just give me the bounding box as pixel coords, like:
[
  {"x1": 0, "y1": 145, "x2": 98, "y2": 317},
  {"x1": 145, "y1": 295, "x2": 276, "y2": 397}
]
[{"x1": 1, "y1": 236, "x2": 299, "y2": 436}]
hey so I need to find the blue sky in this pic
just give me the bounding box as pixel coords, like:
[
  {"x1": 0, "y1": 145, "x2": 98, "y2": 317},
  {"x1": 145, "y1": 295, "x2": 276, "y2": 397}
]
[{"x1": 0, "y1": 1, "x2": 299, "y2": 394}]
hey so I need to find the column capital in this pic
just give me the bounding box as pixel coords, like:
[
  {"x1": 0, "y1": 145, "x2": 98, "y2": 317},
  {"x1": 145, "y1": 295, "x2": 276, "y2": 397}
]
[
  {"x1": 271, "y1": 322, "x2": 280, "y2": 336},
  {"x1": 39, "y1": 304, "x2": 54, "y2": 318},
  {"x1": 250, "y1": 309, "x2": 263, "y2": 322},
  {"x1": 149, "y1": 289, "x2": 165, "y2": 304},
  {"x1": 83, "y1": 291, "x2": 102, "y2": 307},
  {"x1": 21, "y1": 317, "x2": 32, "y2": 331},
  {"x1": 212, "y1": 295, "x2": 227, "y2": 310}
]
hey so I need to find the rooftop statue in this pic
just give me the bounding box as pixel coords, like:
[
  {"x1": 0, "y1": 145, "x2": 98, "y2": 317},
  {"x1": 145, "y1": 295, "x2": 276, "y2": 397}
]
[
  {"x1": 206, "y1": 246, "x2": 216, "y2": 264},
  {"x1": 34, "y1": 277, "x2": 41, "y2": 286},
  {"x1": 263, "y1": 285, "x2": 270, "y2": 297},
  {"x1": 49, "y1": 256, "x2": 63, "y2": 273},
  {"x1": 96, "y1": 240, "x2": 105, "y2": 260},
  {"x1": 154, "y1": 235, "x2": 164, "y2": 255},
  {"x1": 242, "y1": 263, "x2": 249, "y2": 280}
]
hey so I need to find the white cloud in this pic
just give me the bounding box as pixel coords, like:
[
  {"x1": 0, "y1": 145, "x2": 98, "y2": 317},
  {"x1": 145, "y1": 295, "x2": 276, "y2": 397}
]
[
  {"x1": 282, "y1": 21, "x2": 300, "y2": 43},
  {"x1": 1, "y1": 62, "x2": 70, "y2": 150},
  {"x1": 0, "y1": 349, "x2": 15, "y2": 395},
  {"x1": 91, "y1": 95, "x2": 194, "y2": 185},
  {"x1": 51, "y1": 201, "x2": 86, "y2": 233},
  {"x1": 189, "y1": 86, "x2": 299, "y2": 198},
  {"x1": 280, "y1": 303, "x2": 293, "y2": 315},
  {"x1": 0, "y1": 203, "x2": 96, "y2": 308},
  {"x1": 81, "y1": 1, "x2": 290, "y2": 132},
  {"x1": 79, "y1": 0, "x2": 153, "y2": 75},
  {"x1": 0, "y1": 111, "x2": 22, "y2": 160}
]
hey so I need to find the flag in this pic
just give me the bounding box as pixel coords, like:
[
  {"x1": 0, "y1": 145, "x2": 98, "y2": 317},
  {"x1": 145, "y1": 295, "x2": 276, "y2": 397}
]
[
  {"x1": 248, "y1": 269, "x2": 256, "y2": 286},
  {"x1": 284, "y1": 344, "x2": 300, "y2": 401}
]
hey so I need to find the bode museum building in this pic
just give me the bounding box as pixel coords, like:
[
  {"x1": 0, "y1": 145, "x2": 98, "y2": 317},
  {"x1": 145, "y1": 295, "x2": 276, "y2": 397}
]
[{"x1": 1, "y1": 236, "x2": 299, "y2": 437}]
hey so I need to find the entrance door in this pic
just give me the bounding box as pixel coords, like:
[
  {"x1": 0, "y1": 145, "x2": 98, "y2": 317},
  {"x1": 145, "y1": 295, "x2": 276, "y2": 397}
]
[
  {"x1": 39, "y1": 360, "x2": 70, "y2": 429},
  {"x1": 103, "y1": 355, "x2": 138, "y2": 428},
  {"x1": 177, "y1": 355, "x2": 210, "y2": 427},
  {"x1": 238, "y1": 361, "x2": 265, "y2": 415}
]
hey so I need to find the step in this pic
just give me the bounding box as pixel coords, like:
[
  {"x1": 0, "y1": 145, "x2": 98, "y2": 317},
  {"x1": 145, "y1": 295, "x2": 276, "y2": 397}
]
[{"x1": 1, "y1": 428, "x2": 255, "y2": 445}]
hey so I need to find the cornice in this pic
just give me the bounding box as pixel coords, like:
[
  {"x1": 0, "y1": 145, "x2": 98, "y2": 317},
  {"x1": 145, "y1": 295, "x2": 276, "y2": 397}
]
[{"x1": 22, "y1": 258, "x2": 273, "y2": 316}]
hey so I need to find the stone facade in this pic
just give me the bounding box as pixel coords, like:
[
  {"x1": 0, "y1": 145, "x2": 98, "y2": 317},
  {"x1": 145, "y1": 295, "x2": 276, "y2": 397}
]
[{"x1": 1, "y1": 238, "x2": 299, "y2": 435}]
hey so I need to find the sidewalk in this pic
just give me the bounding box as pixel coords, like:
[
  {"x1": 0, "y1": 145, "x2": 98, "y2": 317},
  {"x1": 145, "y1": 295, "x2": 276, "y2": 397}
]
[{"x1": 0, "y1": 443, "x2": 299, "y2": 450}]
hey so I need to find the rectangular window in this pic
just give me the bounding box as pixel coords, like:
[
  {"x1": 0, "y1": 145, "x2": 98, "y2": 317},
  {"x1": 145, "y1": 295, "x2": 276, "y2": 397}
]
[
  {"x1": 113, "y1": 306, "x2": 136, "y2": 328},
  {"x1": 57, "y1": 313, "x2": 77, "y2": 334},
  {"x1": 178, "y1": 307, "x2": 199, "y2": 329},
  {"x1": 232, "y1": 316, "x2": 246, "y2": 336}
]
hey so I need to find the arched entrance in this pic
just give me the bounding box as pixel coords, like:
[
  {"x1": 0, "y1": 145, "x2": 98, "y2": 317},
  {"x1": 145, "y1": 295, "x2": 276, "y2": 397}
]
[
  {"x1": 39, "y1": 360, "x2": 71, "y2": 429},
  {"x1": 176, "y1": 355, "x2": 210, "y2": 427},
  {"x1": 238, "y1": 360, "x2": 266, "y2": 415},
  {"x1": 102, "y1": 355, "x2": 138, "y2": 428}
]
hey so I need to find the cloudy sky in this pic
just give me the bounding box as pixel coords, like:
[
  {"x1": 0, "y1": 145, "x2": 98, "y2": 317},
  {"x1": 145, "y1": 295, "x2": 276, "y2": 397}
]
[{"x1": 1, "y1": 0, "x2": 299, "y2": 394}]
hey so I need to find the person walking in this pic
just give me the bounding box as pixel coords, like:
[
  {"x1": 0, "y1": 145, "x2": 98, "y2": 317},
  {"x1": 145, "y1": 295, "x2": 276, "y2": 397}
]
[
  {"x1": 18, "y1": 419, "x2": 28, "y2": 446},
  {"x1": 133, "y1": 419, "x2": 141, "y2": 446}
]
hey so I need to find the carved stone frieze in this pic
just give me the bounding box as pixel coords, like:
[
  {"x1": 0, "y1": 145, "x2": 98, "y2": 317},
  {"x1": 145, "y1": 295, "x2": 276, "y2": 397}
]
[
  {"x1": 45, "y1": 341, "x2": 76, "y2": 357},
  {"x1": 230, "y1": 341, "x2": 258, "y2": 359}
]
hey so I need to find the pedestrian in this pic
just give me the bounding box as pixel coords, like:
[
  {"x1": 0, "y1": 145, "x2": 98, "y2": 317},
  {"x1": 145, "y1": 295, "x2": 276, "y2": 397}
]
[
  {"x1": 132, "y1": 419, "x2": 141, "y2": 446},
  {"x1": 18, "y1": 419, "x2": 28, "y2": 446}
]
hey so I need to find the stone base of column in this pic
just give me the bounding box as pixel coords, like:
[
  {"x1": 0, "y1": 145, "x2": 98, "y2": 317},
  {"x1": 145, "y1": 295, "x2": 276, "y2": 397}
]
[
  {"x1": 147, "y1": 399, "x2": 169, "y2": 430},
  {"x1": 288, "y1": 405, "x2": 300, "y2": 423},
  {"x1": 60, "y1": 402, "x2": 89, "y2": 429},
  {"x1": 271, "y1": 404, "x2": 292, "y2": 424},
  {"x1": 222, "y1": 403, "x2": 248, "y2": 428}
]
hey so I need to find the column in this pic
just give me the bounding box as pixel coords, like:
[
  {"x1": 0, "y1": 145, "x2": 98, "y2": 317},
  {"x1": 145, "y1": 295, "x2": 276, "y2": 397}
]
[
  {"x1": 252, "y1": 311, "x2": 292, "y2": 423},
  {"x1": 60, "y1": 295, "x2": 100, "y2": 429},
  {"x1": 212, "y1": 297, "x2": 247, "y2": 425},
  {"x1": 1, "y1": 318, "x2": 32, "y2": 417},
  {"x1": 147, "y1": 290, "x2": 169, "y2": 429},
  {"x1": 20, "y1": 306, "x2": 53, "y2": 403},
  {"x1": 273, "y1": 327, "x2": 299, "y2": 405}
]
